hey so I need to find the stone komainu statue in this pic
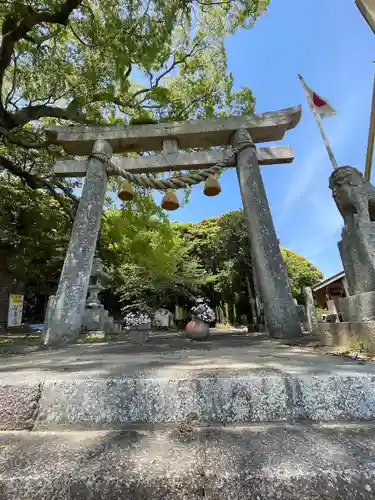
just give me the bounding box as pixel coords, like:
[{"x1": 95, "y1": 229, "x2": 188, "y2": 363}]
[{"x1": 329, "y1": 166, "x2": 375, "y2": 225}]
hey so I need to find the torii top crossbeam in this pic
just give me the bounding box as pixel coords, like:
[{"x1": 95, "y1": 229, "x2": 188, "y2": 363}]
[{"x1": 47, "y1": 106, "x2": 302, "y2": 155}]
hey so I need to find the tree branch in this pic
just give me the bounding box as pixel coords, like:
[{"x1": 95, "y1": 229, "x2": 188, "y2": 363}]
[
  {"x1": 54, "y1": 179, "x2": 79, "y2": 205},
  {"x1": 125, "y1": 63, "x2": 132, "y2": 79},
  {"x1": 0, "y1": 153, "x2": 77, "y2": 220},
  {"x1": 11, "y1": 101, "x2": 89, "y2": 126},
  {"x1": 0, "y1": 153, "x2": 39, "y2": 188},
  {"x1": 70, "y1": 24, "x2": 92, "y2": 47},
  {"x1": 0, "y1": 126, "x2": 48, "y2": 148},
  {"x1": 4, "y1": 52, "x2": 20, "y2": 107},
  {"x1": 37, "y1": 177, "x2": 76, "y2": 221},
  {"x1": 125, "y1": 42, "x2": 203, "y2": 107},
  {"x1": 26, "y1": 26, "x2": 63, "y2": 46},
  {"x1": 0, "y1": 0, "x2": 83, "y2": 125}
]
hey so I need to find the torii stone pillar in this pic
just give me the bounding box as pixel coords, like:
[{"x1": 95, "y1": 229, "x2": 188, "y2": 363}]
[
  {"x1": 44, "y1": 140, "x2": 112, "y2": 346},
  {"x1": 233, "y1": 129, "x2": 301, "y2": 339}
]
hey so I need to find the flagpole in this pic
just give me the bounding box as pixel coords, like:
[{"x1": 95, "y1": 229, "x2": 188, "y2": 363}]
[
  {"x1": 298, "y1": 74, "x2": 339, "y2": 170},
  {"x1": 311, "y1": 108, "x2": 339, "y2": 169}
]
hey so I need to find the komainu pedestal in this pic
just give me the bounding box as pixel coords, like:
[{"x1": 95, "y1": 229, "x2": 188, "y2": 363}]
[
  {"x1": 338, "y1": 223, "x2": 375, "y2": 296},
  {"x1": 338, "y1": 223, "x2": 375, "y2": 321},
  {"x1": 329, "y1": 166, "x2": 375, "y2": 322}
]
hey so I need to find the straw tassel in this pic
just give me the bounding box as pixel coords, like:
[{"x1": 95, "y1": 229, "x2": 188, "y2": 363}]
[
  {"x1": 203, "y1": 175, "x2": 221, "y2": 196},
  {"x1": 118, "y1": 180, "x2": 134, "y2": 201},
  {"x1": 161, "y1": 189, "x2": 179, "y2": 211}
]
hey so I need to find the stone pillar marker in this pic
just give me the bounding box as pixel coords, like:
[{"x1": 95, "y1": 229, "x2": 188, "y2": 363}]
[
  {"x1": 233, "y1": 128, "x2": 301, "y2": 339},
  {"x1": 42, "y1": 294, "x2": 55, "y2": 337},
  {"x1": 303, "y1": 286, "x2": 319, "y2": 332},
  {"x1": 44, "y1": 139, "x2": 112, "y2": 346}
]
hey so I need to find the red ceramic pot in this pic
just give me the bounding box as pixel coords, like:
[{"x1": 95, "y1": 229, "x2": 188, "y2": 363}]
[{"x1": 185, "y1": 318, "x2": 210, "y2": 340}]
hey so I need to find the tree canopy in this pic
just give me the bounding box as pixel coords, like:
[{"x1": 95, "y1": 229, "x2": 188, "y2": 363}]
[
  {"x1": 172, "y1": 211, "x2": 323, "y2": 322},
  {"x1": 0, "y1": 0, "x2": 270, "y2": 312},
  {"x1": 0, "y1": 180, "x2": 70, "y2": 288},
  {"x1": 0, "y1": 0, "x2": 267, "y2": 208},
  {"x1": 100, "y1": 207, "x2": 324, "y2": 321},
  {"x1": 281, "y1": 247, "x2": 323, "y2": 302},
  {"x1": 100, "y1": 194, "x2": 210, "y2": 316}
]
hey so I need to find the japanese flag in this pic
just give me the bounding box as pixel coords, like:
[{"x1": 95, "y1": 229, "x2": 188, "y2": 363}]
[{"x1": 298, "y1": 74, "x2": 336, "y2": 118}]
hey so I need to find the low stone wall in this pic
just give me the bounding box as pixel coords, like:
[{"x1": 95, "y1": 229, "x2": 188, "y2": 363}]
[{"x1": 319, "y1": 321, "x2": 375, "y2": 354}]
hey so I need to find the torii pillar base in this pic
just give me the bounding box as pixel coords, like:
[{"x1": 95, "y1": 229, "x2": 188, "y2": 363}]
[{"x1": 233, "y1": 129, "x2": 301, "y2": 339}]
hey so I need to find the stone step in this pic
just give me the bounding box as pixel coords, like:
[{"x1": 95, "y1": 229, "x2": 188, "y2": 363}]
[
  {"x1": 3, "y1": 374, "x2": 375, "y2": 430},
  {"x1": 1, "y1": 423, "x2": 375, "y2": 499}
]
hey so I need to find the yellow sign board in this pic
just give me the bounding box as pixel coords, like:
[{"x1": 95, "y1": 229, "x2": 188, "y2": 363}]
[
  {"x1": 9, "y1": 294, "x2": 23, "y2": 304},
  {"x1": 7, "y1": 294, "x2": 24, "y2": 327}
]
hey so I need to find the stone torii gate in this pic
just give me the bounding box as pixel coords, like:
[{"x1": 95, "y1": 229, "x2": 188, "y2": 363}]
[{"x1": 45, "y1": 106, "x2": 302, "y2": 345}]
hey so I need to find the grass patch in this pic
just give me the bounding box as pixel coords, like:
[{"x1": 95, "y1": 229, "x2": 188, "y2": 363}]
[
  {"x1": 348, "y1": 339, "x2": 366, "y2": 354},
  {"x1": 78, "y1": 333, "x2": 107, "y2": 344},
  {"x1": 0, "y1": 334, "x2": 42, "y2": 346},
  {"x1": 78, "y1": 331, "x2": 132, "y2": 344},
  {"x1": 0, "y1": 334, "x2": 43, "y2": 357},
  {"x1": 79, "y1": 328, "x2": 181, "y2": 344},
  {"x1": 319, "y1": 338, "x2": 370, "y2": 362},
  {"x1": 213, "y1": 323, "x2": 234, "y2": 331}
]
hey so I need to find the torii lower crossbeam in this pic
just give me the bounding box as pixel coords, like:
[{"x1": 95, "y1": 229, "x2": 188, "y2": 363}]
[{"x1": 54, "y1": 146, "x2": 294, "y2": 177}]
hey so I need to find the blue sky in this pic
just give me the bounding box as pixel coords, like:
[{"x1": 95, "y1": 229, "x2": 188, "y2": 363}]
[{"x1": 162, "y1": 0, "x2": 375, "y2": 278}]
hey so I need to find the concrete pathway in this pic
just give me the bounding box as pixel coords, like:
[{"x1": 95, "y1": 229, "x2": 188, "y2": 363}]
[
  {"x1": 0, "y1": 331, "x2": 373, "y2": 383},
  {"x1": 1, "y1": 422, "x2": 375, "y2": 500}
]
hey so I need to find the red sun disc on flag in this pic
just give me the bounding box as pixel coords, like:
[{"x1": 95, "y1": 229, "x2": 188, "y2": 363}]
[{"x1": 312, "y1": 92, "x2": 327, "y2": 108}]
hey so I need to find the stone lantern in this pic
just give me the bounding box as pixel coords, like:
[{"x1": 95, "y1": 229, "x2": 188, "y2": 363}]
[
  {"x1": 82, "y1": 256, "x2": 119, "y2": 335},
  {"x1": 86, "y1": 257, "x2": 110, "y2": 308}
]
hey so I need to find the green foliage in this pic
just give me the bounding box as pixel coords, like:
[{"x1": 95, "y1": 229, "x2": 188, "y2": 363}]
[
  {"x1": 316, "y1": 307, "x2": 325, "y2": 320},
  {"x1": 348, "y1": 339, "x2": 366, "y2": 354},
  {"x1": 0, "y1": 180, "x2": 70, "y2": 289},
  {"x1": 0, "y1": 0, "x2": 269, "y2": 236},
  {"x1": 173, "y1": 210, "x2": 323, "y2": 312},
  {"x1": 280, "y1": 248, "x2": 323, "y2": 302},
  {"x1": 101, "y1": 193, "x2": 176, "y2": 274},
  {"x1": 0, "y1": 0, "x2": 265, "y2": 135},
  {"x1": 0, "y1": 0, "x2": 316, "y2": 323},
  {"x1": 101, "y1": 195, "x2": 209, "y2": 314},
  {"x1": 0, "y1": 179, "x2": 323, "y2": 322},
  {"x1": 173, "y1": 211, "x2": 252, "y2": 304}
]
